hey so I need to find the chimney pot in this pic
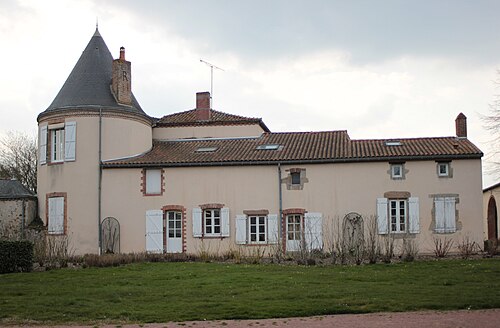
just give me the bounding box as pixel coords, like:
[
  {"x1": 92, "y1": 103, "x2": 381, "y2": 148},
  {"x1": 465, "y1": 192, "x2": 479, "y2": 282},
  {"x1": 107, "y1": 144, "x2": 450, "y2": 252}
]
[
  {"x1": 455, "y1": 113, "x2": 467, "y2": 138},
  {"x1": 119, "y1": 47, "x2": 125, "y2": 61},
  {"x1": 196, "y1": 92, "x2": 211, "y2": 121}
]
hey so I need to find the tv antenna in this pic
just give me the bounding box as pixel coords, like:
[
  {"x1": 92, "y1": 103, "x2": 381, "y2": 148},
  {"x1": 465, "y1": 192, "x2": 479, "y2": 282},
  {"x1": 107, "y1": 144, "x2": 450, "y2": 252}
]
[{"x1": 200, "y1": 59, "x2": 224, "y2": 107}]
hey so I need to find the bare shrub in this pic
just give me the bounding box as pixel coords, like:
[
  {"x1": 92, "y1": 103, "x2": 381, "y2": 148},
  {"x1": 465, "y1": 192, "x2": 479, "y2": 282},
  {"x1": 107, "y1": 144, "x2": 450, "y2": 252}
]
[
  {"x1": 365, "y1": 215, "x2": 380, "y2": 264},
  {"x1": 381, "y1": 234, "x2": 395, "y2": 263},
  {"x1": 457, "y1": 235, "x2": 480, "y2": 259},
  {"x1": 401, "y1": 237, "x2": 419, "y2": 262},
  {"x1": 433, "y1": 236, "x2": 454, "y2": 258}
]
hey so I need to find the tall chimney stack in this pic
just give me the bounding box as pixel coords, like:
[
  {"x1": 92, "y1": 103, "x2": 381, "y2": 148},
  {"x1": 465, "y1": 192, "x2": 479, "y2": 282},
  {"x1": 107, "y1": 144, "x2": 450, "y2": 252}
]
[
  {"x1": 111, "y1": 47, "x2": 132, "y2": 105},
  {"x1": 455, "y1": 113, "x2": 467, "y2": 138},
  {"x1": 196, "y1": 91, "x2": 211, "y2": 121}
]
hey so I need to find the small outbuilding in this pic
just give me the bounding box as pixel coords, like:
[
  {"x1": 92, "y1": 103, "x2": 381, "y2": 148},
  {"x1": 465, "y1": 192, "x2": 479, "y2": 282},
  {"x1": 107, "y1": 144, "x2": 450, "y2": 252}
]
[
  {"x1": 0, "y1": 179, "x2": 37, "y2": 239},
  {"x1": 484, "y1": 181, "x2": 500, "y2": 248}
]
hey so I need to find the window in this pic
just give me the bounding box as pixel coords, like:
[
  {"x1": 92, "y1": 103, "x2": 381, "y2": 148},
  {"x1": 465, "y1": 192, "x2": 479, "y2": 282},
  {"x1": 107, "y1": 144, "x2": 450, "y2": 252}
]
[
  {"x1": 192, "y1": 206, "x2": 230, "y2": 238},
  {"x1": 287, "y1": 214, "x2": 302, "y2": 241},
  {"x1": 437, "y1": 162, "x2": 450, "y2": 177},
  {"x1": 377, "y1": 197, "x2": 419, "y2": 234},
  {"x1": 47, "y1": 194, "x2": 66, "y2": 235},
  {"x1": 144, "y1": 169, "x2": 163, "y2": 195},
  {"x1": 256, "y1": 144, "x2": 281, "y2": 150},
  {"x1": 389, "y1": 199, "x2": 406, "y2": 233},
  {"x1": 235, "y1": 212, "x2": 279, "y2": 245},
  {"x1": 39, "y1": 122, "x2": 76, "y2": 165},
  {"x1": 285, "y1": 168, "x2": 308, "y2": 190},
  {"x1": 291, "y1": 172, "x2": 301, "y2": 185},
  {"x1": 391, "y1": 164, "x2": 403, "y2": 179},
  {"x1": 195, "y1": 147, "x2": 218, "y2": 152},
  {"x1": 434, "y1": 197, "x2": 456, "y2": 233},
  {"x1": 167, "y1": 211, "x2": 182, "y2": 238}
]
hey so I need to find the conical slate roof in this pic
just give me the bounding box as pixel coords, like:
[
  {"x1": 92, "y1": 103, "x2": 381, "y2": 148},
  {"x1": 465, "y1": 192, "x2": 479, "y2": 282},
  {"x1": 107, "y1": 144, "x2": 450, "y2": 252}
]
[{"x1": 38, "y1": 28, "x2": 149, "y2": 121}]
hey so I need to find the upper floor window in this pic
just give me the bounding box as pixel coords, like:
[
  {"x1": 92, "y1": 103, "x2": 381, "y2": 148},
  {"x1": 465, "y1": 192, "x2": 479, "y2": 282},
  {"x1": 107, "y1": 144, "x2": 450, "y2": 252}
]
[
  {"x1": 284, "y1": 168, "x2": 308, "y2": 190},
  {"x1": 291, "y1": 172, "x2": 301, "y2": 185},
  {"x1": 39, "y1": 121, "x2": 76, "y2": 165},
  {"x1": 142, "y1": 169, "x2": 164, "y2": 196},
  {"x1": 437, "y1": 162, "x2": 452, "y2": 178},
  {"x1": 390, "y1": 164, "x2": 404, "y2": 179}
]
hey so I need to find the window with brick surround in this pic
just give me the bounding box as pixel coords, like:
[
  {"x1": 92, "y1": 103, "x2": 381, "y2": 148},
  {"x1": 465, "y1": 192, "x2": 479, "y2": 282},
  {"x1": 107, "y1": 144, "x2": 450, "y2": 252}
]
[
  {"x1": 192, "y1": 205, "x2": 230, "y2": 238},
  {"x1": 235, "y1": 211, "x2": 279, "y2": 245},
  {"x1": 142, "y1": 168, "x2": 164, "y2": 196},
  {"x1": 47, "y1": 193, "x2": 67, "y2": 235}
]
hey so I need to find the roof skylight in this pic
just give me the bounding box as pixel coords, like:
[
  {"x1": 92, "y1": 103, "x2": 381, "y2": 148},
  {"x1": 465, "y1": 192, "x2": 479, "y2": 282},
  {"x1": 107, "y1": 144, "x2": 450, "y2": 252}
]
[
  {"x1": 195, "y1": 147, "x2": 218, "y2": 152},
  {"x1": 385, "y1": 141, "x2": 402, "y2": 146},
  {"x1": 256, "y1": 144, "x2": 281, "y2": 150}
]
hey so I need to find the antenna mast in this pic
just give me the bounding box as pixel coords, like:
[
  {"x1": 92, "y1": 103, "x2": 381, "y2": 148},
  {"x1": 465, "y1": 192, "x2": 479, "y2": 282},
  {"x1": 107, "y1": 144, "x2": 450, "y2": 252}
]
[{"x1": 200, "y1": 59, "x2": 224, "y2": 107}]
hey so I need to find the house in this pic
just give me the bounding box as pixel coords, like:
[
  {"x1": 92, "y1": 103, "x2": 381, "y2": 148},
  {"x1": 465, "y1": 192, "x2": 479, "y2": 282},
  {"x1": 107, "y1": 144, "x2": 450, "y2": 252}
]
[
  {"x1": 37, "y1": 28, "x2": 484, "y2": 256},
  {"x1": 0, "y1": 179, "x2": 37, "y2": 239},
  {"x1": 484, "y1": 182, "x2": 500, "y2": 249}
]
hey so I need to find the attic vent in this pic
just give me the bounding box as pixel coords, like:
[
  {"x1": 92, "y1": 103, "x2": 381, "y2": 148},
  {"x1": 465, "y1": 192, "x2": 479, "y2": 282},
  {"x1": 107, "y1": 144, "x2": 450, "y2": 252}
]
[
  {"x1": 256, "y1": 144, "x2": 281, "y2": 150},
  {"x1": 385, "y1": 141, "x2": 401, "y2": 146},
  {"x1": 195, "y1": 147, "x2": 218, "y2": 152}
]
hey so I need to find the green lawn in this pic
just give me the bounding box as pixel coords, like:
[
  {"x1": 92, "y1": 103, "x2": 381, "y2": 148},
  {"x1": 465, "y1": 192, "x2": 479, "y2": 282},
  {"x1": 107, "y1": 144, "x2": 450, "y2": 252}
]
[{"x1": 1, "y1": 259, "x2": 499, "y2": 324}]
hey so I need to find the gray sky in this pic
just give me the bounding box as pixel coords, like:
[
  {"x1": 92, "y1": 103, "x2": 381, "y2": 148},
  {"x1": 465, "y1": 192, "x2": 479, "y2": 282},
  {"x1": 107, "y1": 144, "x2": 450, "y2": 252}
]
[{"x1": 1, "y1": 0, "x2": 499, "y2": 186}]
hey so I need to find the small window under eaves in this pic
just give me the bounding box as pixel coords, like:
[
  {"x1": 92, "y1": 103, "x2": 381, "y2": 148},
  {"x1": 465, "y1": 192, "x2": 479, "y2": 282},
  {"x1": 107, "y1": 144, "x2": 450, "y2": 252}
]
[
  {"x1": 256, "y1": 144, "x2": 281, "y2": 150},
  {"x1": 195, "y1": 147, "x2": 218, "y2": 152}
]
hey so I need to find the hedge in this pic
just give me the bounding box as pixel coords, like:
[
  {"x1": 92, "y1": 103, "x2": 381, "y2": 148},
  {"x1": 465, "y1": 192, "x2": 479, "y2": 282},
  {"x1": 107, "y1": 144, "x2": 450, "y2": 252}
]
[{"x1": 0, "y1": 240, "x2": 33, "y2": 273}]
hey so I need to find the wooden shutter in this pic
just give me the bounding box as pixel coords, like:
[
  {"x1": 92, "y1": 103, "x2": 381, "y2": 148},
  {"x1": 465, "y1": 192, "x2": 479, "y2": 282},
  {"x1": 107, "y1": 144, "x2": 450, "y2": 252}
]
[
  {"x1": 444, "y1": 197, "x2": 456, "y2": 233},
  {"x1": 145, "y1": 210, "x2": 163, "y2": 253},
  {"x1": 377, "y1": 198, "x2": 388, "y2": 234},
  {"x1": 221, "y1": 207, "x2": 230, "y2": 237},
  {"x1": 408, "y1": 197, "x2": 420, "y2": 234},
  {"x1": 304, "y1": 212, "x2": 323, "y2": 251},
  {"x1": 146, "y1": 169, "x2": 162, "y2": 194},
  {"x1": 434, "y1": 197, "x2": 445, "y2": 233},
  {"x1": 64, "y1": 121, "x2": 76, "y2": 161},
  {"x1": 192, "y1": 208, "x2": 202, "y2": 237},
  {"x1": 267, "y1": 214, "x2": 279, "y2": 244},
  {"x1": 48, "y1": 197, "x2": 64, "y2": 234},
  {"x1": 235, "y1": 215, "x2": 247, "y2": 244},
  {"x1": 39, "y1": 125, "x2": 47, "y2": 165}
]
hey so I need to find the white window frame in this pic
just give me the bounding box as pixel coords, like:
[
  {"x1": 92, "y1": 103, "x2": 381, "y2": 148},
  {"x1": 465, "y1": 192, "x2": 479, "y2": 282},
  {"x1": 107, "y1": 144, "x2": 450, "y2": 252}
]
[
  {"x1": 287, "y1": 214, "x2": 302, "y2": 241},
  {"x1": 391, "y1": 164, "x2": 404, "y2": 179},
  {"x1": 204, "y1": 208, "x2": 221, "y2": 236},
  {"x1": 389, "y1": 199, "x2": 407, "y2": 233},
  {"x1": 248, "y1": 215, "x2": 267, "y2": 243},
  {"x1": 437, "y1": 162, "x2": 450, "y2": 177},
  {"x1": 167, "y1": 211, "x2": 182, "y2": 239},
  {"x1": 51, "y1": 128, "x2": 65, "y2": 163},
  {"x1": 145, "y1": 169, "x2": 162, "y2": 195}
]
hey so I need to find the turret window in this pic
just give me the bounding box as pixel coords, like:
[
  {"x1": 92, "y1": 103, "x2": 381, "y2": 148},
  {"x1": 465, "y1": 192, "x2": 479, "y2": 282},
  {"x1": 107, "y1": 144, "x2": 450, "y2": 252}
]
[{"x1": 39, "y1": 121, "x2": 76, "y2": 165}]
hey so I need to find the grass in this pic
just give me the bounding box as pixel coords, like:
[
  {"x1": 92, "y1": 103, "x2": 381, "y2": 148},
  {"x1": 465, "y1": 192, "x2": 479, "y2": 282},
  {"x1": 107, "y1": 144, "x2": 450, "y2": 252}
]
[{"x1": 0, "y1": 259, "x2": 499, "y2": 324}]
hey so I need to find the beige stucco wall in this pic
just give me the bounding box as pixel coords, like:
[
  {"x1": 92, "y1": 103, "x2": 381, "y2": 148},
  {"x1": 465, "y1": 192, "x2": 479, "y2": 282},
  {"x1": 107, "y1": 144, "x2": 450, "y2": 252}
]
[
  {"x1": 100, "y1": 158, "x2": 483, "y2": 256},
  {"x1": 152, "y1": 124, "x2": 264, "y2": 140},
  {"x1": 37, "y1": 112, "x2": 152, "y2": 254},
  {"x1": 483, "y1": 183, "x2": 500, "y2": 240}
]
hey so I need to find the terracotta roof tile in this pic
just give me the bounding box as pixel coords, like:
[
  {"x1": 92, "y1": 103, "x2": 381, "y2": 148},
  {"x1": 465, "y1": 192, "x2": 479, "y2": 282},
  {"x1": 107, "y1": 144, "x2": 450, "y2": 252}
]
[{"x1": 103, "y1": 132, "x2": 482, "y2": 168}]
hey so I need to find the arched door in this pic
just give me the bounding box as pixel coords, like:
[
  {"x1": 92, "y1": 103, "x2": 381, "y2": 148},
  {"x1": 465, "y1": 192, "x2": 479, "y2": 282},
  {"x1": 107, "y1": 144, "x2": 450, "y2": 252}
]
[{"x1": 487, "y1": 196, "x2": 498, "y2": 240}]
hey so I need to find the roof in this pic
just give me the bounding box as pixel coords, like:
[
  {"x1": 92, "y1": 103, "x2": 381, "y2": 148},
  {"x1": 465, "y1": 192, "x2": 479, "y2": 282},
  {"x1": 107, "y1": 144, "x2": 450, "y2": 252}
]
[
  {"x1": 156, "y1": 108, "x2": 270, "y2": 132},
  {"x1": 0, "y1": 179, "x2": 35, "y2": 199},
  {"x1": 38, "y1": 28, "x2": 150, "y2": 121},
  {"x1": 484, "y1": 181, "x2": 500, "y2": 193},
  {"x1": 102, "y1": 132, "x2": 483, "y2": 168}
]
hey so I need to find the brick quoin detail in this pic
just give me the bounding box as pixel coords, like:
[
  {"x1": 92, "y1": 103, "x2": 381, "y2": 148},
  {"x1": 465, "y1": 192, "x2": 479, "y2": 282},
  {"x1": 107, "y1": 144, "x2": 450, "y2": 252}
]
[
  {"x1": 141, "y1": 168, "x2": 165, "y2": 196},
  {"x1": 281, "y1": 208, "x2": 306, "y2": 252},
  {"x1": 162, "y1": 205, "x2": 187, "y2": 253},
  {"x1": 46, "y1": 192, "x2": 68, "y2": 235}
]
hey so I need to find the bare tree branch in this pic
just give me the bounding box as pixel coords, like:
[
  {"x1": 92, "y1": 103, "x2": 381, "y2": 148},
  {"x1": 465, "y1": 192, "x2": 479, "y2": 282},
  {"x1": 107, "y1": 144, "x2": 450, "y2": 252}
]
[
  {"x1": 482, "y1": 71, "x2": 500, "y2": 178},
  {"x1": 0, "y1": 131, "x2": 37, "y2": 192}
]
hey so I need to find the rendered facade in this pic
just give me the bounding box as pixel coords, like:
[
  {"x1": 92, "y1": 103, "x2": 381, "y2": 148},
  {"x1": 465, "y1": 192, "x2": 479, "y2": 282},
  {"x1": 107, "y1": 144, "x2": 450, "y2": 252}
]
[{"x1": 37, "y1": 29, "x2": 485, "y2": 256}]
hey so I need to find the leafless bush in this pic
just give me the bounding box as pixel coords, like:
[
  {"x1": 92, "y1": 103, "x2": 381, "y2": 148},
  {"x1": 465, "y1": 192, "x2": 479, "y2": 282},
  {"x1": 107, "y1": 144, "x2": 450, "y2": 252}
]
[
  {"x1": 457, "y1": 235, "x2": 480, "y2": 259},
  {"x1": 365, "y1": 215, "x2": 380, "y2": 264},
  {"x1": 401, "y1": 237, "x2": 419, "y2": 262},
  {"x1": 433, "y1": 236, "x2": 454, "y2": 258},
  {"x1": 381, "y1": 234, "x2": 395, "y2": 263}
]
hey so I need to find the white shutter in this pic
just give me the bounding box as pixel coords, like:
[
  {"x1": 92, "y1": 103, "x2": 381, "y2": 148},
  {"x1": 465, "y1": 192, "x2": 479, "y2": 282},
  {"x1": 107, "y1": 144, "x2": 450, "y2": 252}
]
[
  {"x1": 64, "y1": 121, "x2": 76, "y2": 161},
  {"x1": 408, "y1": 197, "x2": 420, "y2": 234},
  {"x1": 377, "y1": 198, "x2": 389, "y2": 234},
  {"x1": 235, "y1": 215, "x2": 247, "y2": 244},
  {"x1": 48, "y1": 197, "x2": 64, "y2": 234},
  {"x1": 192, "y1": 208, "x2": 202, "y2": 237},
  {"x1": 221, "y1": 207, "x2": 230, "y2": 237},
  {"x1": 304, "y1": 212, "x2": 323, "y2": 251},
  {"x1": 444, "y1": 197, "x2": 456, "y2": 233},
  {"x1": 267, "y1": 214, "x2": 279, "y2": 244},
  {"x1": 145, "y1": 210, "x2": 163, "y2": 253},
  {"x1": 39, "y1": 125, "x2": 47, "y2": 165},
  {"x1": 435, "y1": 197, "x2": 445, "y2": 233},
  {"x1": 146, "y1": 169, "x2": 162, "y2": 194}
]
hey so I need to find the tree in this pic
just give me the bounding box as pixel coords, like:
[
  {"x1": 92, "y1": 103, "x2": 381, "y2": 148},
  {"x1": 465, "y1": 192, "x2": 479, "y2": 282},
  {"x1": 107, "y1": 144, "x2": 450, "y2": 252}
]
[
  {"x1": 484, "y1": 73, "x2": 500, "y2": 178},
  {"x1": 0, "y1": 131, "x2": 37, "y2": 193}
]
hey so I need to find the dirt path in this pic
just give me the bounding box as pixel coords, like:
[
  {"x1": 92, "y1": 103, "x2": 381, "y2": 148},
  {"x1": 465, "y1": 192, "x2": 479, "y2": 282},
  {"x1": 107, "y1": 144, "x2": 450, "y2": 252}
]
[{"x1": 13, "y1": 309, "x2": 500, "y2": 328}]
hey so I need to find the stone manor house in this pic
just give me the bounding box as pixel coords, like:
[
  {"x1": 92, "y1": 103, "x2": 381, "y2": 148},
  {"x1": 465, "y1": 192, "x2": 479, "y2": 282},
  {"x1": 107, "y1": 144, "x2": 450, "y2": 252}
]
[{"x1": 37, "y1": 28, "x2": 485, "y2": 255}]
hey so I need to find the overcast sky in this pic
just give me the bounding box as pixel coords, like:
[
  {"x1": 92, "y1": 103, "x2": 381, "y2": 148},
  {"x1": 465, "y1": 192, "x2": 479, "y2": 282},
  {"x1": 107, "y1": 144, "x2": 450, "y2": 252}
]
[{"x1": 1, "y1": 0, "x2": 499, "y2": 186}]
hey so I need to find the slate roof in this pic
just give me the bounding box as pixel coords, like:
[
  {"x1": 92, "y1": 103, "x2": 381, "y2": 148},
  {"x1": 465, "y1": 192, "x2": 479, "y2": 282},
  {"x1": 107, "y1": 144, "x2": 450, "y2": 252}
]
[
  {"x1": 156, "y1": 108, "x2": 270, "y2": 131},
  {"x1": 102, "y1": 131, "x2": 483, "y2": 168},
  {"x1": 0, "y1": 179, "x2": 35, "y2": 199},
  {"x1": 38, "y1": 28, "x2": 150, "y2": 121}
]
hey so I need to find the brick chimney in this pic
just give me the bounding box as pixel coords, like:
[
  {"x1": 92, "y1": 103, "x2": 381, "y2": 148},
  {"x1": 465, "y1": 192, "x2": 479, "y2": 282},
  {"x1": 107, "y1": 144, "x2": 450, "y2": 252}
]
[
  {"x1": 196, "y1": 91, "x2": 211, "y2": 121},
  {"x1": 111, "y1": 47, "x2": 132, "y2": 105},
  {"x1": 455, "y1": 113, "x2": 467, "y2": 138}
]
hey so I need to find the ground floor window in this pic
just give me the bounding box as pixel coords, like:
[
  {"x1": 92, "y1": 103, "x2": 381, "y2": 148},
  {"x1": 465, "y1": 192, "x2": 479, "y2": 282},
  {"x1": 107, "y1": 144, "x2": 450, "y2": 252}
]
[
  {"x1": 389, "y1": 199, "x2": 406, "y2": 233},
  {"x1": 47, "y1": 193, "x2": 66, "y2": 235},
  {"x1": 287, "y1": 214, "x2": 302, "y2": 241},
  {"x1": 249, "y1": 215, "x2": 267, "y2": 243}
]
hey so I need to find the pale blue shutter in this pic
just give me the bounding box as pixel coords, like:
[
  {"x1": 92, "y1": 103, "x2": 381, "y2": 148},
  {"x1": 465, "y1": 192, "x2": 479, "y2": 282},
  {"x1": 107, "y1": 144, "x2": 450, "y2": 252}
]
[
  {"x1": 435, "y1": 197, "x2": 445, "y2": 233},
  {"x1": 408, "y1": 197, "x2": 420, "y2": 234},
  {"x1": 304, "y1": 212, "x2": 323, "y2": 251},
  {"x1": 221, "y1": 207, "x2": 230, "y2": 237},
  {"x1": 192, "y1": 208, "x2": 202, "y2": 237},
  {"x1": 145, "y1": 210, "x2": 163, "y2": 253},
  {"x1": 377, "y1": 198, "x2": 389, "y2": 234},
  {"x1": 235, "y1": 215, "x2": 247, "y2": 244},
  {"x1": 64, "y1": 121, "x2": 76, "y2": 161},
  {"x1": 267, "y1": 214, "x2": 279, "y2": 244},
  {"x1": 39, "y1": 125, "x2": 47, "y2": 165}
]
